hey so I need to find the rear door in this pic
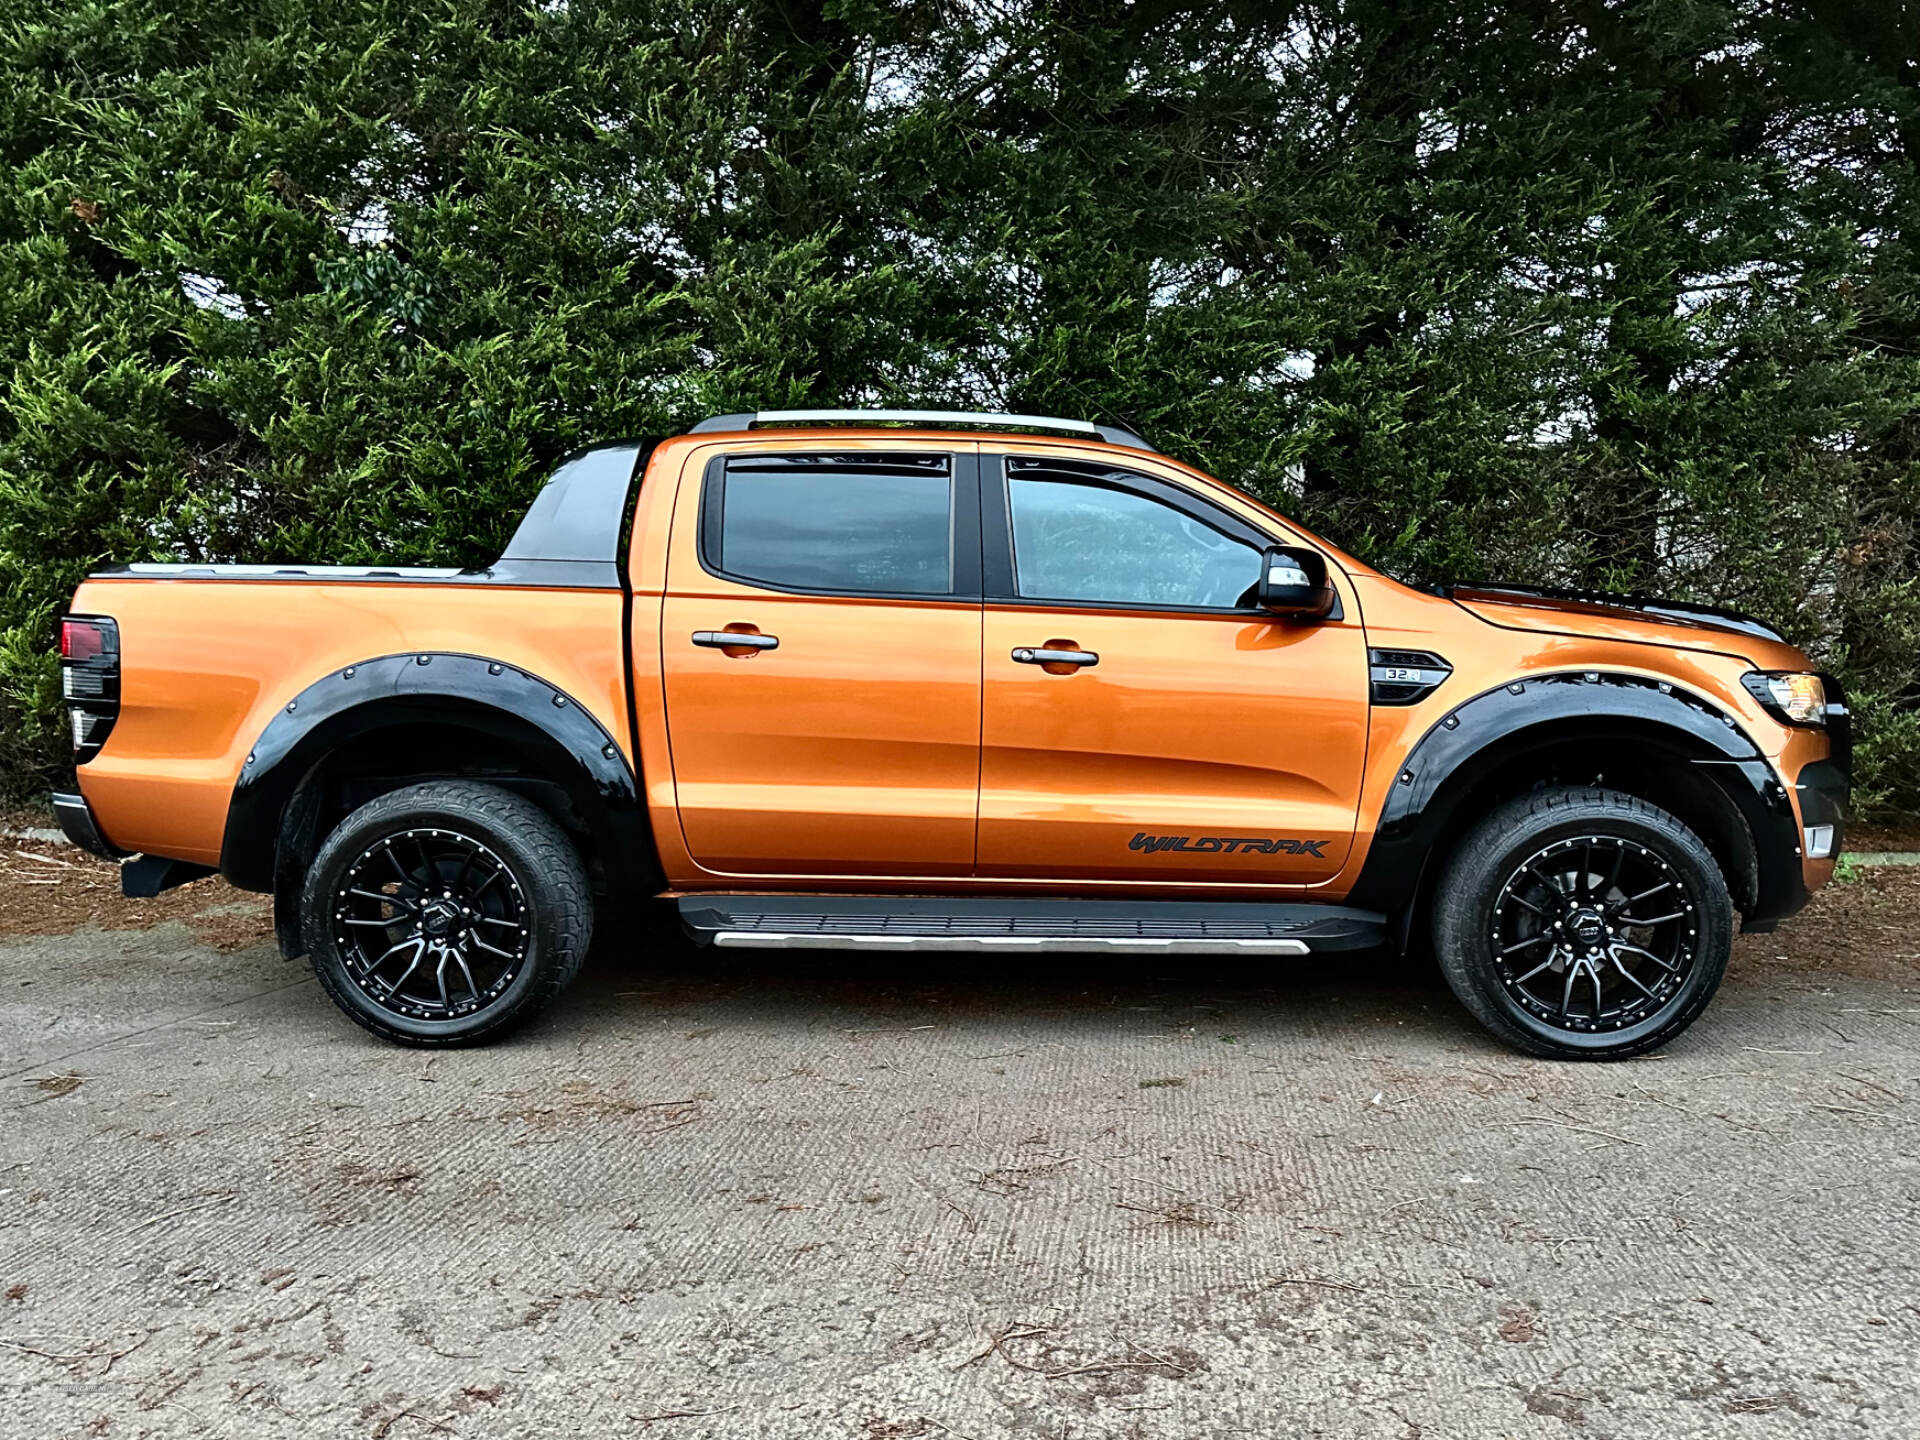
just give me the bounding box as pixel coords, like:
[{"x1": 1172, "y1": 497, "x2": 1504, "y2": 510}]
[
  {"x1": 661, "y1": 445, "x2": 983, "y2": 877},
  {"x1": 976, "y1": 453, "x2": 1369, "y2": 886}
]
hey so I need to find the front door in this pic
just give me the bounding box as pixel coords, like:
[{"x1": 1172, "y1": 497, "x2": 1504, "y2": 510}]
[
  {"x1": 662, "y1": 446, "x2": 983, "y2": 877},
  {"x1": 976, "y1": 454, "x2": 1369, "y2": 886}
]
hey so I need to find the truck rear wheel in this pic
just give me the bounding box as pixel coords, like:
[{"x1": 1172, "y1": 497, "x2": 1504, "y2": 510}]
[
  {"x1": 300, "y1": 780, "x2": 593, "y2": 1047},
  {"x1": 1431, "y1": 786, "x2": 1733, "y2": 1060}
]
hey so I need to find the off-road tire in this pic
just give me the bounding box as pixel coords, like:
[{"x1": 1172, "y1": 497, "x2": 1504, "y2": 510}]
[
  {"x1": 301, "y1": 780, "x2": 593, "y2": 1047},
  {"x1": 1432, "y1": 786, "x2": 1734, "y2": 1060}
]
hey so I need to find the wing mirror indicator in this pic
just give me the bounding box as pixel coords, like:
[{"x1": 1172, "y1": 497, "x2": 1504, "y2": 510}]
[{"x1": 1257, "y1": 546, "x2": 1336, "y2": 619}]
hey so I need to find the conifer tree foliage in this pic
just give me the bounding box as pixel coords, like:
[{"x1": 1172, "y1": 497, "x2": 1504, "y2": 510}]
[{"x1": 1, "y1": 1, "x2": 1916, "y2": 811}]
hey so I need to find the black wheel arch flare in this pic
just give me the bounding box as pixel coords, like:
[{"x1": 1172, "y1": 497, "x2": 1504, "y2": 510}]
[
  {"x1": 221, "y1": 653, "x2": 658, "y2": 951},
  {"x1": 1348, "y1": 671, "x2": 1806, "y2": 930}
]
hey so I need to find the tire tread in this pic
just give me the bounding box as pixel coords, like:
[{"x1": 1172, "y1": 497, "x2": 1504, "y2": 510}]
[
  {"x1": 1431, "y1": 785, "x2": 1733, "y2": 1060},
  {"x1": 301, "y1": 780, "x2": 593, "y2": 1048}
]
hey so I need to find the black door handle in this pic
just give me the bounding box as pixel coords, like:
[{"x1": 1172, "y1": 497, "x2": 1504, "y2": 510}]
[
  {"x1": 693, "y1": 630, "x2": 779, "y2": 651},
  {"x1": 1012, "y1": 646, "x2": 1098, "y2": 668}
]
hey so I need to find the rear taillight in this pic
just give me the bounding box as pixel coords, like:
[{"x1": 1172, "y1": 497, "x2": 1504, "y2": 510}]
[{"x1": 59, "y1": 615, "x2": 120, "y2": 763}]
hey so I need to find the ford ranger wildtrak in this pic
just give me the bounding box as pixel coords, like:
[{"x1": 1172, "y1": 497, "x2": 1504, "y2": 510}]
[{"x1": 51, "y1": 409, "x2": 1849, "y2": 1058}]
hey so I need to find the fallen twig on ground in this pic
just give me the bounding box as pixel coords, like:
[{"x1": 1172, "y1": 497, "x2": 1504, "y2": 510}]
[
  {"x1": 629, "y1": 1405, "x2": 740, "y2": 1424},
  {"x1": 1507, "y1": 1115, "x2": 1641, "y2": 1146},
  {"x1": 1114, "y1": 1197, "x2": 1215, "y2": 1228},
  {"x1": 1837, "y1": 1073, "x2": 1903, "y2": 1101},
  {"x1": 954, "y1": 1322, "x2": 1055, "y2": 1372},
  {"x1": 1813, "y1": 1103, "x2": 1908, "y2": 1123},
  {"x1": 126, "y1": 1190, "x2": 239, "y2": 1233},
  {"x1": 1264, "y1": 1274, "x2": 1368, "y2": 1293},
  {"x1": 373, "y1": 1407, "x2": 459, "y2": 1437}
]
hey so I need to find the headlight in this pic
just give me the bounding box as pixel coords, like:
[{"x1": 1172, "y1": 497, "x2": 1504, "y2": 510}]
[{"x1": 1741, "y1": 671, "x2": 1826, "y2": 727}]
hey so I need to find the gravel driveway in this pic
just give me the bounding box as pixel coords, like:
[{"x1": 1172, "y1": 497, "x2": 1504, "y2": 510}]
[{"x1": 1, "y1": 863, "x2": 1915, "y2": 1438}]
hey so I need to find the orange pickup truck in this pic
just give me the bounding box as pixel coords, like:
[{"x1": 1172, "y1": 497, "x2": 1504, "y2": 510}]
[{"x1": 53, "y1": 410, "x2": 1848, "y2": 1058}]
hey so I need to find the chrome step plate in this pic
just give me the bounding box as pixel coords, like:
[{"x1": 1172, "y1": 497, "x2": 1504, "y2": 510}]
[{"x1": 712, "y1": 932, "x2": 1310, "y2": 954}]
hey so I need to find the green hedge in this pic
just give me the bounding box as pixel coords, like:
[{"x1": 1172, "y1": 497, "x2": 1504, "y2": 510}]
[{"x1": 3, "y1": 1, "x2": 1916, "y2": 811}]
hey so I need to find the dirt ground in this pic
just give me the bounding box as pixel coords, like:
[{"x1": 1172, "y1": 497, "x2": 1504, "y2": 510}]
[
  {"x1": 1848, "y1": 818, "x2": 1920, "y2": 852},
  {"x1": 0, "y1": 847, "x2": 1915, "y2": 1438},
  {"x1": 0, "y1": 843, "x2": 274, "y2": 951}
]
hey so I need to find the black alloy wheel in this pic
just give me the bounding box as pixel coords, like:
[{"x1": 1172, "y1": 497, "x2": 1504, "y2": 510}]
[
  {"x1": 1433, "y1": 786, "x2": 1734, "y2": 1060},
  {"x1": 302, "y1": 781, "x2": 593, "y2": 1046},
  {"x1": 333, "y1": 827, "x2": 531, "y2": 1021},
  {"x1": 1489, "y1": 834, "x2": 1699, "y2": 1034}
]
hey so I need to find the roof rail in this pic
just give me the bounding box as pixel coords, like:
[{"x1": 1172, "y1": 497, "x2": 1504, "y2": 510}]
[{"x1": 687, "y1": 409, "x2": 1154, "y2": 452}]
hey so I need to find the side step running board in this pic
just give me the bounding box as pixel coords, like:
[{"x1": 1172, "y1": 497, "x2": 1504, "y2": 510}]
[{"x1": 677, "y1": 895, "x2": 1385, "y2": 954}]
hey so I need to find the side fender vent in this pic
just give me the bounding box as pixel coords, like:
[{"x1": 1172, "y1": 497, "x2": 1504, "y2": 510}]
[{"x1": 1370, "y1": 649, "x2": 1452, "y2": 706}]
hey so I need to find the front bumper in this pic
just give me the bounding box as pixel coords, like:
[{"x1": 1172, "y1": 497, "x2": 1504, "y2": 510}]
[
  {"x1": 1723, "y1": 749, "x2": 1849, "y2": 933},
  {"x1": 1795, "y1": 758, "x2": 1849, "y2": 866}
]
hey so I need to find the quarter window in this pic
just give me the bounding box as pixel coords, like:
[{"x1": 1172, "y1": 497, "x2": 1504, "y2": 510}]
[
  {"x1": 715, "y1": 454, "x2": 953, "y2": 595},
  {"x1": 1006, "y1": 470, "x2": 1260, "y2": 609}
]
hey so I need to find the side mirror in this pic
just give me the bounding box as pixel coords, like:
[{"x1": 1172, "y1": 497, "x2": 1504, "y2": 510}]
[{"x1": 1257, "y1": 545, "x2": 1336, "y2": 619}]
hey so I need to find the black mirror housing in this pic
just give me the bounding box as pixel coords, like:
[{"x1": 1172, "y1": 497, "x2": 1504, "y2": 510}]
[{"x1": 1257, "y1": 545, "x2": 1336, "y2": 619}]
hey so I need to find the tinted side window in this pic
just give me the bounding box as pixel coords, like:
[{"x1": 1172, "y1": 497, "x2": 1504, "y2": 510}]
[
  {"x1": 1006, "y1": 473, "x2": 1260, "y2": 608},
  {"x1": 716, "y1": 454, "x2": 953, "y2": 595}
]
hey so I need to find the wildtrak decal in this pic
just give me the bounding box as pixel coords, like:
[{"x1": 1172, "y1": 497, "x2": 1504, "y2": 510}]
[{"x1": 1129, "y1": 833, "x2": 1329, "y2": 858}]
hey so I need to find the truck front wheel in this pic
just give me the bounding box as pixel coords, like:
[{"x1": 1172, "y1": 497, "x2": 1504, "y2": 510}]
[
  {"x1": 1431, "y1": 786, "x2": 1734, "y2": 1060},
  {"x1": 300, "y1": 780, "x2": 594, "y2": 1046}
]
